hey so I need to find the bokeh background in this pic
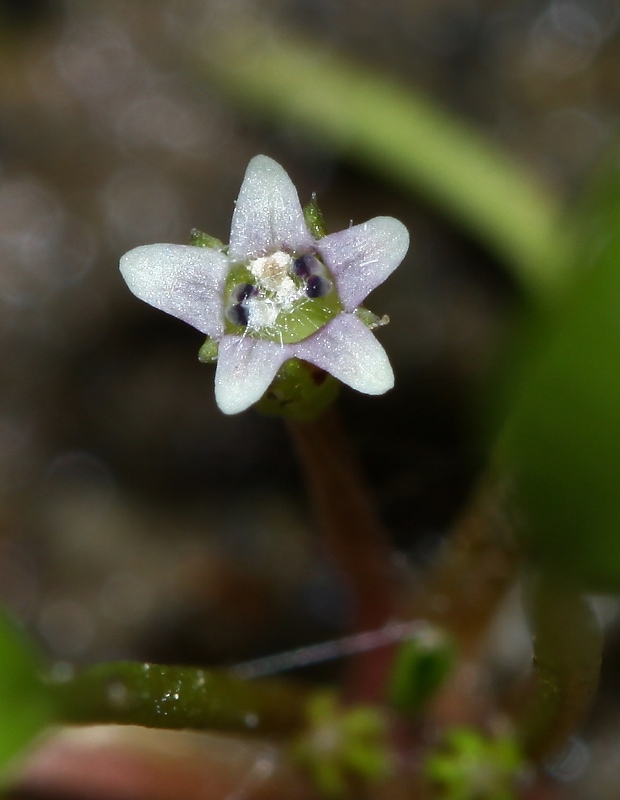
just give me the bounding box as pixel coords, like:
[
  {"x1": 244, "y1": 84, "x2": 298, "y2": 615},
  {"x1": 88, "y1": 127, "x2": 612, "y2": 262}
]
[{"x1": 0, "y1": 0, "x2": 618, "y2": 795}]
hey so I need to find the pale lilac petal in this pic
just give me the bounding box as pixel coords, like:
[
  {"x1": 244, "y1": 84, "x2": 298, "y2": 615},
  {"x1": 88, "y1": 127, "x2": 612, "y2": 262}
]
[
  {"x1": 214, "y1": 335, "x2": 290, "y2": 414},
  {"x1": 228, "y1": 155, "x2": 314, "y2": 262},
  {"x1": 293, "y1": 314, "x2": 394, "y2": 395},
  {"x1": 317, "y1": 217, "x2": 409, "y2": 311},
  {"x1": 120, "y1": 244, "x2": 229, "y2": 338}
]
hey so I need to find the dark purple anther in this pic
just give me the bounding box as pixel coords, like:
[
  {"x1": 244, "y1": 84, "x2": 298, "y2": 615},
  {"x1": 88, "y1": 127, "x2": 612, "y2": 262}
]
[
  {"x1": 293, "y1": 255, "x2": 314, "y2": 278},
  {"x1": 306, "y1": 275, "x2": 331, "y2": 298},
  {"x1": 226, "y1": 303, "x2": 249, "y2": 327},
  {"x1": 232, "y1": 283, "x2": 255, "y2": 302}
]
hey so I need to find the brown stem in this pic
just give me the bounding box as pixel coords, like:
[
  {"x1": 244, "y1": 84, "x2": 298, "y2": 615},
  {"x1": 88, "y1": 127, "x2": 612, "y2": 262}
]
[{"x1": 287, "y1": 408, "x2": 396, "y2": 702}]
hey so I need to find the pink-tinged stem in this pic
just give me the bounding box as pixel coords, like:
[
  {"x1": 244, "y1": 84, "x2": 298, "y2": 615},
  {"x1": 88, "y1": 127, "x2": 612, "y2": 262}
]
[{"x1": 287, "y1": 409, "x2": 396, "y2": 702}]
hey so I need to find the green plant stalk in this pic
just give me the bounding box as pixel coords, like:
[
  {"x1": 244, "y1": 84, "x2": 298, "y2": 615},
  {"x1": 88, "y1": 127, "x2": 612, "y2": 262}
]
[
  {"x1": 50, "y1": 662, "x2": 311, "y2": 737},
  {"x1": 517, "y1": 576, "x2": 602, "y2": 759},
  {"x1": 202, "y1": 28, "x2": 569, "y2": 304}
]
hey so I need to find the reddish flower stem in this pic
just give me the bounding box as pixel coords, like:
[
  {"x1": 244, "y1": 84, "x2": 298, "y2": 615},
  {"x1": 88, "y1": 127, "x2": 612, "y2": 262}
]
[{"x1": 287, "y1": 408, "x2": 396, "y2": 702}]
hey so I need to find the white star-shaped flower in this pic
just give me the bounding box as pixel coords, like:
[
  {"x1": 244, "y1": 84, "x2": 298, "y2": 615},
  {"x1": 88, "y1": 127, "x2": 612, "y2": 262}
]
[{"x1": 120, "y1": 155, "x2": 409, "y2": 415}]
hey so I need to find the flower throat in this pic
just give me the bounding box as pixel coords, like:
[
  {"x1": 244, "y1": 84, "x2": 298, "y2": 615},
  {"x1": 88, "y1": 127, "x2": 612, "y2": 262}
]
[{"x1": 224, "y1": 250, "x2": 342, "y2": 345}]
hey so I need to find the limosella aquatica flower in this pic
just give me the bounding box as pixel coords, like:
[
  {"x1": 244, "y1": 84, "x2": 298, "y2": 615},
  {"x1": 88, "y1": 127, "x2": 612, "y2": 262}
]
[{"x1": 120, "y1": 155, "x2": 409, "y2": 415}]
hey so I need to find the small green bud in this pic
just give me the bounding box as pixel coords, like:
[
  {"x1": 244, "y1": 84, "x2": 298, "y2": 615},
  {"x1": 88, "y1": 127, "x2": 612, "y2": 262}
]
[
  {"x1": 189, "y1": 228, "x2": 226, "y2": 250},
  {"x1": 198, "y1": 338, "x2": 219, "y2": 364},
  {"x1": 303, "y1": 194, "x2": 327, "y2": 239},
  {"x1": 388, "y1": 625, "x2": 455, "y2": 716}
]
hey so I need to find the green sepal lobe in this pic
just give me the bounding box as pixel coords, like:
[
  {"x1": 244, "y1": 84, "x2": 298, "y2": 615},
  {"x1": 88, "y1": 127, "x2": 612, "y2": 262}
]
[
  {"x1": 198, "y1": 338, "x2": 219, "y2": 364},
  {"x1": 189, "y1": 228, "x2": 226, "y2": 251},
  {"x1": 303, "y1": 194, "x2": 327, "y2": 239}
]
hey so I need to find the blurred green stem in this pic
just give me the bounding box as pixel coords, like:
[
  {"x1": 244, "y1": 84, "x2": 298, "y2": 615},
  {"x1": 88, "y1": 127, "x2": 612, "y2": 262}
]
[
  {"x1": 408, "y1": 479, "x2": 519, "y2": 729},
  {"x1": 413, "y1": 478, "x2": 518, "y2": 655},
  {"x1": 517, "y1": 576, "x2": 602, "y2": 759},
  {"x1": 202, "y1": 28, "x2": 570, "y2": 305},
  {"x1": 287, "y1": 409, "x2": 396, "y2": 703},
  {"x1": 51, "y1": 661, "x2": 310, "y2": 737}
]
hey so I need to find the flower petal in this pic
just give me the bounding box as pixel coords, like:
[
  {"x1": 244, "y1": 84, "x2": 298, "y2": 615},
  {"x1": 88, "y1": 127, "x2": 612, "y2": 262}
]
[
  {"x1": 120, "y1": 244, "x2": 229, "y2": 338},
  {"x1": 228, "y1": 155, "x2": 314, "y2": 262},
  {"x1": 293, "y1": 314, "x2": 394, "y2": 395},
  {"x1": 215, "y1": 335, "x2": 289, "y2": 414},
  {"x1": 317, "y1": 217, "x2": 409, "y2": 312}
]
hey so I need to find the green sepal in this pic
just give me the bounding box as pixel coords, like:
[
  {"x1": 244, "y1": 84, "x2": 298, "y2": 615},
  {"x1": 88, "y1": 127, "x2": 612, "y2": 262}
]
[
  {"x1": 355, "y1": 307, "x2": 389, "y2": 330},
  {"x1": 387, "y1": 627, "x2": 455, "y2": 716},
  {"x1": 189, "y1": 228, "x2": 226, "y2": 250},
  {"x1": 303, "y1": 194, "x2": 327, "y2": 239},
  {"x1": 255, "y1": 358, "x2": 340, "y2": 422},
  {"x1": 198, "y1": 337, "x2": 219, "y2": 364}
]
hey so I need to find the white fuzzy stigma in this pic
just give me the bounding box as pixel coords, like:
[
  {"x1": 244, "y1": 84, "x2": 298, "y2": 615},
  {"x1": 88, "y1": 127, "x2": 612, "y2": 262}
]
[{"x1": 246, "y1": 251, "x2": 304, "y2": 328}]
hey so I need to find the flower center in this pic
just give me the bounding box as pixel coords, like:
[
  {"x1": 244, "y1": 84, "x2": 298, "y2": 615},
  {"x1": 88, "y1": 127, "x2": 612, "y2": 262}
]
[{"x1": 224, "y1": 250, "x2": 342, "y2": 345}]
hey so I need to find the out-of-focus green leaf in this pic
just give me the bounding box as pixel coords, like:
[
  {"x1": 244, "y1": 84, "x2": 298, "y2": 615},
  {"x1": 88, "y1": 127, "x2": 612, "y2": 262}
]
[
  {"x1": 387, "y1": 628, "x2": 455, "y2": 716},
  {"x1": 0, "y1": 612, "x2": 53, "y2": 774},
  {"x1": 202, "y1": 28, "x2": 569, "y2": 305},
  {"x1": 502, "y1": 145, "x2": 620, "y2": 590}
]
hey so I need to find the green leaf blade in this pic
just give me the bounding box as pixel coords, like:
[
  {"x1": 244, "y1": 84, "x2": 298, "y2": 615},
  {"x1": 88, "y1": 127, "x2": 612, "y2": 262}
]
[
  {"x1": 503, "y1": 144, "x2": 620, "y2": 590},
  {"x1": 0, "y1": 613, "x2": 54, "y2": 775}
]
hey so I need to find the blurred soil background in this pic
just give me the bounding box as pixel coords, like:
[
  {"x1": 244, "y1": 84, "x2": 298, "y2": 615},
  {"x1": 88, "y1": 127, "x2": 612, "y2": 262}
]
[{"x1": 0, "y1": 0, "x2": 618, "y2": 796}]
